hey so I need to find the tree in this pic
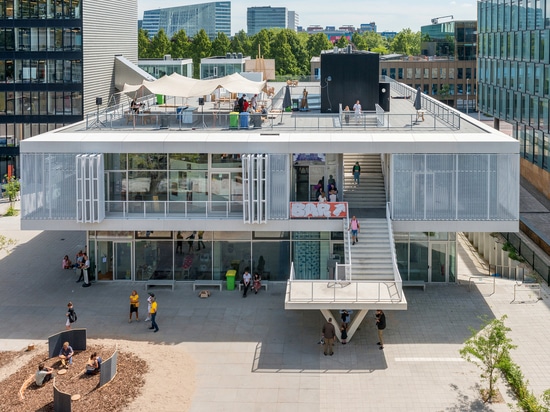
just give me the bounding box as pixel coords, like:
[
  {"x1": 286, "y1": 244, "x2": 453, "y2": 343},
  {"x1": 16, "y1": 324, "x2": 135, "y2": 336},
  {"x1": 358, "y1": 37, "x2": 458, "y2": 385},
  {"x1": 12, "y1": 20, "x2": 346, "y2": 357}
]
[
  {"x1": 211, "y1": 32, "x2": 231, "y2": 57},
  {"x1": 271, "y1": 31, "x2": 299, "y2": 76},
  {"x1": 306, "y1": 33, "x2": 333, "y2": 59},
  {"x1": 0, "y1": 234, "x2": 16, "y2": 254},
  {"x1": 4, "y1": 175, "x2": 19, "y2": 216},
  {"x1": 460, "y1": 315, "x2": 516, "y2": 403},
  {"x1": 138, "y1": 28, "x2": 151, "y2": 59},
  {"x1": 335, "y1": 36, "x2": 348, "y2": 48},
  {"x1": 389, "y1": 28, "x2": 421, "y2": 55},
  {"x1": 230, "y1": 30, "x2": 251, "y2": 56},
  {"x1": 280, "y1": 29, "x2": 308, "y2": 75},
  {"x1": 250, "y1": 29, "x2": 271, "y2": 59},
  {"x1": 149, "y1": 29, "x2": 171, "y2": 58},
  {"x1": 171, "y1": 29, "x2": 190, "y2": 58},
  {"x1": 190, "y1": 29, "x2": 212, "y2": 79}
]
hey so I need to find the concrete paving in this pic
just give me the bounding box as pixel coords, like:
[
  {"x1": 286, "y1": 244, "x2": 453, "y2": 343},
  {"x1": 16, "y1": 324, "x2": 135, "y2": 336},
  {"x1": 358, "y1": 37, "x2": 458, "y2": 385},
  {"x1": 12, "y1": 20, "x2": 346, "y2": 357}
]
[{"x1": 2, "y1": 198, "x2": 550, "y2": 411}]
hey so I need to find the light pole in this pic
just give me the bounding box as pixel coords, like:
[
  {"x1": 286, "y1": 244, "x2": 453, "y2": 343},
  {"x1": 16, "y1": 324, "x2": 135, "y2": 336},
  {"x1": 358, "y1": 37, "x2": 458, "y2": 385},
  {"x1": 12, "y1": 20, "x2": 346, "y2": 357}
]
[{"x1": 466, "y1": 78, "x2": 469, "y2": 116}]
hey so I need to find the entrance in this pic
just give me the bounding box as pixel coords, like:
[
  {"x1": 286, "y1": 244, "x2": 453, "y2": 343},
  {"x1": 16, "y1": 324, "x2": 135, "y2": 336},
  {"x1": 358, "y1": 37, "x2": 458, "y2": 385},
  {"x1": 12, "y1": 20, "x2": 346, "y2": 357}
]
[
  {"x1": 429, "y1": 242, "x2": 448, "y2": 282},
  {"x1": 96, "y1": 241, "x2": 132, "y2": 280}
]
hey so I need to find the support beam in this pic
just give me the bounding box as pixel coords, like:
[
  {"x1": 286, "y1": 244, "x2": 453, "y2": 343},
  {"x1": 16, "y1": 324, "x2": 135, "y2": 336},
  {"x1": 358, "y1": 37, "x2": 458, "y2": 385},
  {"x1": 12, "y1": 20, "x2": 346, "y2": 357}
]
[{"x1": 320, "y1": 309, "x2": 369, "y2": 343}]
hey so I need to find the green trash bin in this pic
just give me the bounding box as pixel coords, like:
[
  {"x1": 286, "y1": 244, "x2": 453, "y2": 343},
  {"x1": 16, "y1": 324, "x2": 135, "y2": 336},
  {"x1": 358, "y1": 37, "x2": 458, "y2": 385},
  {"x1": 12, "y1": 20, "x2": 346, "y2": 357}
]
[
  {"x1": 229, "y1": 111, "x2": 239, "y2": 129},
  {"x1": 226, "y1": 269, "x2": 237, "y2": 290}
]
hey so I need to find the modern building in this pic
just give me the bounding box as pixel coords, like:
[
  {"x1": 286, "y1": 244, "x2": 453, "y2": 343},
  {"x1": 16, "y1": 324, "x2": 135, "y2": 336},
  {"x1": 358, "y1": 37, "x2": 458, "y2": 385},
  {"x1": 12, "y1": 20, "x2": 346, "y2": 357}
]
[
  {"x1": 0, "y1": 0, "x2": 137, "y2": 179},
  {"x1": 359, "y1": 22, "x2": 377, "y2": 33},
  {"x1": 142, "y1": 2, "x2": 231, "y2": 40},
  {"x1": 478, "y1": 0, "x2": 550, "y2": 253},
  {"x1": 139, "y1": 56, "x2": 193, "y2": 79},
  {"x1": 247, "y1": 6, "x2": 296, "y2": 35},
  {"x1": 19, "y1": 53, "x2": 519, "y2": 335},
  {"x1": 200, "y1": 54, "x2": 275, "y2": 81}
]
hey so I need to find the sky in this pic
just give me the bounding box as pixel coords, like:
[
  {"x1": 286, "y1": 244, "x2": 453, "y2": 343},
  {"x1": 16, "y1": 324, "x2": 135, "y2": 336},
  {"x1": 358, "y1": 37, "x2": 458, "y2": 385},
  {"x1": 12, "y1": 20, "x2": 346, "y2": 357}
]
[{"x1": 138, "y1": 0, "x2": 478, "y2": 34}]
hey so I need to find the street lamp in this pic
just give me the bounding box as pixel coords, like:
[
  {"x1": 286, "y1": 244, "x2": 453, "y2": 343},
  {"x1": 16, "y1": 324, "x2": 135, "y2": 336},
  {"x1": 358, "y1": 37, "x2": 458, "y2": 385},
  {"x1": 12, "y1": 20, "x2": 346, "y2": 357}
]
[{"x1": 466, "y1": 78, "x2": 469, "y2": 116}]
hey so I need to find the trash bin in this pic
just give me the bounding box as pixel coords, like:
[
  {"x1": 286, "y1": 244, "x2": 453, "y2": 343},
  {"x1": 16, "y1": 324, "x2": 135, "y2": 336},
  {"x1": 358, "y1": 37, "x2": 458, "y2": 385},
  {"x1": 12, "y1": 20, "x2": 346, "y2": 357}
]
[
  {"x1": 226, "y1": 269, "x2": 237, "y2": 290},
  {"x1": 229, "y1": 111, "x2": 239, "y2": 129},
  {"x1": 159, "y1": 114, "x2": 170, "y2": 129},
  {"x1": 239, "y1": 111, "x2": 249, "y2": 129},
  {"x1": 251, "y1": 113, "x2": 262, "y2": 128}
]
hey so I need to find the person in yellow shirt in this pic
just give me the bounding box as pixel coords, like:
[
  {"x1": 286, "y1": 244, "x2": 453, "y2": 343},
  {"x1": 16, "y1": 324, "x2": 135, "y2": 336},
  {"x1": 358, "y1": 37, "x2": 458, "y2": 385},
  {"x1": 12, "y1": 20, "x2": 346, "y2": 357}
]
[
  {"x1": 148, "y1": 296, "x2": 159, "y2": 332},
  {"x1": 129, "y1": 290, "x2": 139, "y2": 323}
]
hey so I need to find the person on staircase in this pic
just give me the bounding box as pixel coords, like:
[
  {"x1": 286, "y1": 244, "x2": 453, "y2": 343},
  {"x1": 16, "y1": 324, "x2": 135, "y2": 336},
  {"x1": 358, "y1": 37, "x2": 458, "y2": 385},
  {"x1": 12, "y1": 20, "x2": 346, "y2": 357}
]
[
  {"x1": 348, "y1": 216, "x2": 360, "y2": 245},
  {"x1": 352, "y1": 162, "x2": 361, "y2": 185}
]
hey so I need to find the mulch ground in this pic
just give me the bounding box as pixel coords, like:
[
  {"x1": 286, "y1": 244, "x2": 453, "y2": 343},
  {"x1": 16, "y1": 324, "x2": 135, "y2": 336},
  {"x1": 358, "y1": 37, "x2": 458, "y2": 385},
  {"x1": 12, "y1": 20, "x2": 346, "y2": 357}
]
[
  {"x1": 0, "y1": 345, "x2": 147, "y2": 412},
  {"x1": 0, "y1": 351, "x2": 19, "y2": 369}
]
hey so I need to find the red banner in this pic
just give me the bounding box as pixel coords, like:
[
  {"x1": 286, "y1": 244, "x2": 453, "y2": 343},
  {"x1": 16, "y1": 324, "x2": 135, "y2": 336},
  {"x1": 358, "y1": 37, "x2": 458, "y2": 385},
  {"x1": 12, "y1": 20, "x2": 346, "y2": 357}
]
[{"x1": 290, "y1": 202, "x2": 348, "y2": 218}]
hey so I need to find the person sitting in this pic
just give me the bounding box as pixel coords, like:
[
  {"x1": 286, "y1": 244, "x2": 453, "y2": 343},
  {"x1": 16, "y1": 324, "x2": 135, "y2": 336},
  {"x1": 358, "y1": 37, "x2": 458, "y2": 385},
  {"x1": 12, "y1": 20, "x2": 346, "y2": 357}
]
[
  {"x1": 253, "y1": 272, "x2": 262, "y2": 294},
  {"x1": 85, "y1": 352, "x2": 102, "y2": 375},
  {"x1": 131, "y1": 99, "x2": 142, "y2": 114},
  {"x1": 58, "y1": 341, "x2": 74, "y2": 368},
  {"x1": 35, "y1": 363, "x2": 54, "y2": 386},
  {"x1": 318, "y1": 190, "x2": 327, "y2": 203},
  {"x1": 62, "y1": 255, "x2": 72, "y2": 269}
]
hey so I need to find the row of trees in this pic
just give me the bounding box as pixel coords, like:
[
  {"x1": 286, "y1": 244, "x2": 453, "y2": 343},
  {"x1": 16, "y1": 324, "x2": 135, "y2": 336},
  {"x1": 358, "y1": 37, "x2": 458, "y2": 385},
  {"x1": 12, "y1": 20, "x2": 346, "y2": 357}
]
[{"x1": 138, "y1": 28, "x2": 421, "y2": 78}]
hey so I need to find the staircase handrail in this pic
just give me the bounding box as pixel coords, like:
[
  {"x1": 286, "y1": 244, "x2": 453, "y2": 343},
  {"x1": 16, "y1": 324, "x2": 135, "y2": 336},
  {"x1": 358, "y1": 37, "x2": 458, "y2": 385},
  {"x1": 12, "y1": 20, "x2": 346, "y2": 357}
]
[
  {"x1": 386, "y1": 202, "x2": 403, "y2": 297},
  {"x1": 343, "y1": 213, "x2": 352, "y2": 280}
]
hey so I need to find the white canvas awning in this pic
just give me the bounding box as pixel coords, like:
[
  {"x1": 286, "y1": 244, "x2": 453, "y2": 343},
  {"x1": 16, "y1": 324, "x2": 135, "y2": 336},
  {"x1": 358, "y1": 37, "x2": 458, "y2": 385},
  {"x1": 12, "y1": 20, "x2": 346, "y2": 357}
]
[{"x1": 122, "y1": 73, "x2": 266, "y2": 98}]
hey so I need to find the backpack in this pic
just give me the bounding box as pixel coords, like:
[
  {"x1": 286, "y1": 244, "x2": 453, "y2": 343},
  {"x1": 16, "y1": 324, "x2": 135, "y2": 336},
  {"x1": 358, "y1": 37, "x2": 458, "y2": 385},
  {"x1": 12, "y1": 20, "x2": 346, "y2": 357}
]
[{"x1": 69, "y1": 310, "x2": 77, "y2": 323}]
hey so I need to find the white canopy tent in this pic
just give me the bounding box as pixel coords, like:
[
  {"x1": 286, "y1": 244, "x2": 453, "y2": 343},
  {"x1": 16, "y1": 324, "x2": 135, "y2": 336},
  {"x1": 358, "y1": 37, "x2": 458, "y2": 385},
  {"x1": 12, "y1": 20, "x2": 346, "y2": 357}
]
[{"x1": 122, "y1": 72, "x2": 267, "y2": 99}]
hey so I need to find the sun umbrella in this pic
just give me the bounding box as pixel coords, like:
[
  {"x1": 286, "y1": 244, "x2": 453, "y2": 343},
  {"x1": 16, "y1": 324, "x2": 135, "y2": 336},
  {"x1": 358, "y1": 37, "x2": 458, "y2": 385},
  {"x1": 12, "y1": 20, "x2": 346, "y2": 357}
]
[
  {"x1": 413, "y1": 87, "x2": 422, "y2": 111},
  {"x1": 283, "y1": 85, "x2": 292, "y2": 110}
]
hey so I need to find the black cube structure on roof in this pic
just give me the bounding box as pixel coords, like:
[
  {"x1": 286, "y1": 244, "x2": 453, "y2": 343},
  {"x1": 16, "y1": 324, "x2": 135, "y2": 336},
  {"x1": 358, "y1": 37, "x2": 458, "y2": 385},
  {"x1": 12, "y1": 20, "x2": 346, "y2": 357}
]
[{"x1": 320, "y1": 52, "x2": 380, "y2": 113}]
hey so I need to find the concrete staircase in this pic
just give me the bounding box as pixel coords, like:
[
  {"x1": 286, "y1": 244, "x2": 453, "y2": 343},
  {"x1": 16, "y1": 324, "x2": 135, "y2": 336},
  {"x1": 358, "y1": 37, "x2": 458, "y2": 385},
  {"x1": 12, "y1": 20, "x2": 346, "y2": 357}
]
[
  {"x1": 342, "y1": 154, "x2": 397, "y2": 281},
  {"x1": 343, "y1": 154, "x2": 386, "y2": 210}
]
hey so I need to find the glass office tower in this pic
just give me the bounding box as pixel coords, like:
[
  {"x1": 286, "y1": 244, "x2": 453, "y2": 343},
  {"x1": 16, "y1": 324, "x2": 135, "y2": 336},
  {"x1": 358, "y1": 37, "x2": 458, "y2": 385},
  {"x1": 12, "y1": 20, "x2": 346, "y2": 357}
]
[
  {"x1": 247, "y1": 6, "x2": 288, "y2": 35},
  {"x1": 478, "y1": 0, "x2": 550, "y2": 196}
]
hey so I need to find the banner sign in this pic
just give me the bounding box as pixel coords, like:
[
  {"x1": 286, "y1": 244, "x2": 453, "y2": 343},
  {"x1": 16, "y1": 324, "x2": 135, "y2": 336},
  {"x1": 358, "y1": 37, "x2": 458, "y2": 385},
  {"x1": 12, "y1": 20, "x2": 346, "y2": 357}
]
[{"x1": 290, "y1": 202, "x2": 348, "y2": 218}]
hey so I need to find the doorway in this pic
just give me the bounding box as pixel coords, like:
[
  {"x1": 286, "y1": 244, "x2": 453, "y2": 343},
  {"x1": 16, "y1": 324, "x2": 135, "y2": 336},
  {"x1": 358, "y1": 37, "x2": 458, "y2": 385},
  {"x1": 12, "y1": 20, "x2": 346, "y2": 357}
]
[{"x1": 96, "y1": 241, "x2": 132, "y2": 280}]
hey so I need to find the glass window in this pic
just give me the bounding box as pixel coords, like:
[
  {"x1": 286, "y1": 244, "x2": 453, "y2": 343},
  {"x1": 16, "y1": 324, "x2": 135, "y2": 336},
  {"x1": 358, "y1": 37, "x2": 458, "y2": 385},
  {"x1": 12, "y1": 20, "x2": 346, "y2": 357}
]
[
  {"x1": 128, "y1": 154, "x2": 167, "y2": 170},
  {"x1": 135, "y1": 240, "x2": 173, "y2": 281},
  {"x1": 169, "y1": 153, "x2": 208, "y2": 170},
  {"x1": 128, "y1": 171, "x2": 168, "y2": 201},
  {"x1": 252, "y1": 241, "x2": 290, "y2": 281},
  {"x1": 213, "y1": 241, "x2": 250, "y2": 280},
  {"x1": 431, "y1": 68, "x2": 437, "y2": 79},
  {"x1": 423, "y1": 68, "x2": 429, "y2": 79},
  {"x1": 211, "y1": 154, "x2": 242, "y2": 168}
]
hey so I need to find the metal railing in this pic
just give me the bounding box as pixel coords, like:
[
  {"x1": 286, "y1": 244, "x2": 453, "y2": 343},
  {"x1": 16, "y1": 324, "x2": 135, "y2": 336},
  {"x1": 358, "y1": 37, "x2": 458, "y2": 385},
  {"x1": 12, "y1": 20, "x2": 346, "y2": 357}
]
[
  {"x1": 104, "y1": 200, "x2": 243, "y2": 219},
  {"x1": 512, "y1": 282, "x2": 542, "y2": 303},
  {"x1": 386, "y1": 202, "x2": 403, "y2": 300},
  {"x1": 337, "y1": 215, "x2": 352, "y2": 281},
  {"x1": 468, "y1": 275, "x2": 495, "y2": 295}
]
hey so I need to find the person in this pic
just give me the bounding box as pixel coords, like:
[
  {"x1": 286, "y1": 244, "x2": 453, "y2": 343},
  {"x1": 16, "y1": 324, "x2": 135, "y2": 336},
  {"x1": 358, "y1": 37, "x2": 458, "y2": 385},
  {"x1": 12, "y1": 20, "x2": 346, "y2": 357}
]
[
  {"x1": 352, "y1": 161, "x2": 361, "y2": 185},
  {"x1": 328, "y1": 174, "x2": 336, "y2": 187},
  {"x1": 145, "y1": 292, "x2": 154, "y2": 322},
  {"x1": 148, "y1": 296, "x2": 159, "y2": 332},
  {"x1": 81, "y1": 253, "x2": 91, "y2": 287},
  {"x1": 62, "y1": 255, "x2": 72, "y2": 269},
  {"x1": 252, "y1": 272, "x2": 261, "y2": 294},
  {"x1": 238, "y1": 94, "x2": 246, "y2": 113},
  {"x1": 176, "y1": 231, "x2": 183, "y2": 254},
  {"x1": 58, "y1": 341, "x2": 74, "y2": 368},
  {"x1": 131, "y1": 99, "x2": 141, "y2": 114},
  {"x1": 243, "y1": 98, "x2": 249, "y2": 112},
  {"x1": 186, "y1": 231, "x2": 196, "y2": 253},
  {"x1": 300, "y1": 88, "x2": 309, "y2": 110},
  {"x1": 85, "y1": 352, "x2": 102, "y2": 375},
  {"x1": 353, "y1": 99, "x2": 362, "y2": 124},
  {"x1": 340, "y1": 323, "x2": 348, "y2": 345},
  {"x1": 65, "y1": 302, "x2": 76, "y2": 330},
  {"x1": 197, "y1": 230, "x2": 205, "y2": 250},
  {"x1": 129, "y1": 290, "x2": 139, "y2": 322},
  {"x1": 327, "y1": 183, "x2": 338, "y2": 199},
  {"x1": 35, "y1": 363, "x2": 54, "y2": 386},
  {"x1": 340, "y1": 310, "x2": 350, "y2": 327},
  {"x1": 75, "y1": 250, "x2": 85, "y2": 282},
  {"x1": 251, "y1": 94, "x2": 257, "y2": 110},
  {"x1": 241, "y1": 267, "x2": 251, "y2": 298},
  {"x1": 343, "y1": 105, "x2": 350, "y2": 125},
  {"x1": 260, "y1": 105, "x2": 268, "y2": 115},
  {"x1": 318, "y1": 190, "x2": 327, "y2": 203},
  {"x1": 348, "y1": 216, "x2": 360, "y2": 245},
  {"x1": 375, "y1": 309, "x2": 386, "y2": 350},
  {"x1": 329, "y1": 189, "x2": 337, "y2": 202},
  {"x1": 322, "y1": 318, "x2": 336, "y2": 356}
]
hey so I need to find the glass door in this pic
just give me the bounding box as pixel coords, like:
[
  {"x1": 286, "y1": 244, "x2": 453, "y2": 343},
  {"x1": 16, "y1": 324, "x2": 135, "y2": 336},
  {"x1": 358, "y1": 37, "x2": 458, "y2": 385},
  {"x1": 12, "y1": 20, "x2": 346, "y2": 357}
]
[
  {"x1": 210, "y1": 172, "x2": 230, "y2": 213},
  {"x1": 430, "y1": 242, "x2": 447, "y2": 282},
  {"x1": 114, "y1": 241, "x2": 132, "y2": 280}
]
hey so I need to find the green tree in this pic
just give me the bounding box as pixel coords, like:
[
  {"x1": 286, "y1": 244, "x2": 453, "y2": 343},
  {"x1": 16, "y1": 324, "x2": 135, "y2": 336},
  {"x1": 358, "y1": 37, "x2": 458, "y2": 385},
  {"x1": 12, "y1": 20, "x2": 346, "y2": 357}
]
[
  {"x1": 335, "y1": 36, "x2": 348, "y2": 48},
  {"x1": 138, "y1": 28, "x2": 151, "y2": 58},
  {"x1": 270, "y1": 31, "x2": 298, "y2": 76},
  {"x1": 0, "y1": 234, "x2": 17, "y2": 254},
  {"x1": 4, "y1": 175, "x2": 20, "y2": 215},
  {"x1": 171, "y1": 29, "x2": 190, "y2": 58},
  {"x1": 211, "y1": 32, "x2": 231, "y2": 57},
  {"x1": 190, "y1": 29, "x2": 212, "y2": 78},
  {"x1": 149, "y1": 29, "x2": 171, "y2": 58},
  {"x1": 389, "y1": 28, "x2": 421, "y2": 55},
  {"x1": 281, "y1": 29, "x2": 308, "y2": 75},
  {"x1": 352, "y1": 32, "x2": 368, "y2": 50},
  {"x1": 231, "y1": 30, "x2": 252, "y2": 56},
  {"x1": 250, "y1": 29, "x2": 271, "y2": 59},
  {"x1": 306, "y1": 33, "x2": 333, "y2": 59},
  {"x1": 460, "y1": 315, "x2": 516, "y2": 403}
]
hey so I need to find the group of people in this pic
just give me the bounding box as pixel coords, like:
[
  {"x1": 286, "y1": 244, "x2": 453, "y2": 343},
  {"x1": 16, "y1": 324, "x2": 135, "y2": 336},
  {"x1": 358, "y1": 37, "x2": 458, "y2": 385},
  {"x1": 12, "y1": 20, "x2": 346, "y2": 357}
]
[
  {"x1": 128, "y1": 290, "x2": 159, "y2": 332},
  {"x1": 240, "y1": 267, "x2": 262, "y2": 298},
  {"x1": 65, "y1": 250, "x2": 91, "y2": 287},
  {"x1": 176, "y1": 230, "x2": 206, "y2": 254},
  {"x1": 321, "y1": 309, "x2": 386, "y2": 356},
  {"x1": 342, "y1": 100, "x2": 363, "y2": 125},
  {"x1": 235, "y1": 94, "x2": 258, "y2": 113},
  {"x1": 315, "y1": 175, "x2": 339, "y2": 202}
]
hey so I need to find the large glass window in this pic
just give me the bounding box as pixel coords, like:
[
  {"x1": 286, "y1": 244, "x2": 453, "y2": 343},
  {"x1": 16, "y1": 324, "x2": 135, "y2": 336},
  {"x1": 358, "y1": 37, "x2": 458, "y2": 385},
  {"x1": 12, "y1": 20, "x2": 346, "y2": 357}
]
[{"x1": 135, "y1": 240, "x2": 173, "y2": 281}]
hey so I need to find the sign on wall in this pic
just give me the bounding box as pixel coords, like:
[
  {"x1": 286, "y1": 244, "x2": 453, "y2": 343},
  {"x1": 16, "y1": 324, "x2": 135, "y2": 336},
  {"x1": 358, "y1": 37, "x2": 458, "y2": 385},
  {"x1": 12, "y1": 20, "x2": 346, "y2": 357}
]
[{"x1": 290, "y1": 202, "x2": 347, "y2": 218}]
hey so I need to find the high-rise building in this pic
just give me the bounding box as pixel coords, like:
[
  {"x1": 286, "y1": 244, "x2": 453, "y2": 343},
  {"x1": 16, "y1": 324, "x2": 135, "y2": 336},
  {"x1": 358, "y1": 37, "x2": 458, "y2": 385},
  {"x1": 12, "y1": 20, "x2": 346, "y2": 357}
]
[
  {"x1": 142, "y1": 2, "x2": 231, "y2": 40},
  {"x1": 478, "y1": 0, "x2": 550, "y2": 200},
  {"x1": 0, "y1": 0, "x2": 137, "y2": 178},
  {"x1": 247, "y1": 6, "x2": 296, "y2": 35}
]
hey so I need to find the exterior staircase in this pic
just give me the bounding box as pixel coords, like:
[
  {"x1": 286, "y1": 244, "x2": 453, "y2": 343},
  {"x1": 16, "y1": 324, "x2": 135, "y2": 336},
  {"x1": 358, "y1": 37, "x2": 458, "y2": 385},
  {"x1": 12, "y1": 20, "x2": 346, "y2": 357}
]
[{"x1": 342, "y1": 154, "x2": 398, "y2": 281}]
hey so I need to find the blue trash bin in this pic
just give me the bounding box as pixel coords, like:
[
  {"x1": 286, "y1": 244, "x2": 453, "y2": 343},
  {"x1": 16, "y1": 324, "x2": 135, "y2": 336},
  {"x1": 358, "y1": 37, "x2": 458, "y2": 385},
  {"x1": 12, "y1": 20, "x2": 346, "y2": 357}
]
[{"x1": 239, "y1": 111, "x2": 249, "y2": 129}]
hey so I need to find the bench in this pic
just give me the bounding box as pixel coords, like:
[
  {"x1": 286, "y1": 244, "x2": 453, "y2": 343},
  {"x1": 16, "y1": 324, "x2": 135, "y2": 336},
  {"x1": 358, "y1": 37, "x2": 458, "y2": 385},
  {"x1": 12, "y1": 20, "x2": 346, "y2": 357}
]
[
  {"x1": 193, "y1": 280, "x2": 223, "y2": 291},
  {"x1": 403, "y1": 280, "x2": 426, "y2": 291},
  {"x1": 145, "y1": 279, "x2": 175, "y2": 291},
  {"x1": 238, "y1": 281, "x2": 269, "y2": 291}
]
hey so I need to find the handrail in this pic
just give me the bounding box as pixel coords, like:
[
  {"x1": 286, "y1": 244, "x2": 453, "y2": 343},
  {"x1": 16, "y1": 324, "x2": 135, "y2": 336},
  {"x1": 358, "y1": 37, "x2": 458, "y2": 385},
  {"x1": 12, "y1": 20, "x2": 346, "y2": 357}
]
[
  {"x1": 468, "y1": 275, "x2": 495, "y2": 295},
  {"x1": 343, "y1": 215, "x2": 352, "y2": 280},
  {"x1": 104, "y1": 200, "x2": 243, "y2": 219},
  {"x1": 512, "y1": 282, "x2": 542, "y2": 303},
  {"x1": 386, "y1": 202, "x2": 403, "y2": 299}
]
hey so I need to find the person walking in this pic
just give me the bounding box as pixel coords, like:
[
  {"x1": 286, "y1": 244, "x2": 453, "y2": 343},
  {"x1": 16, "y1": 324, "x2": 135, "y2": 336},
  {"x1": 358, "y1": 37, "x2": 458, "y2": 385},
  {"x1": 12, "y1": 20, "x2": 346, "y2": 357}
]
[
  {"x1": 129, "y1": 290, "x2": 139, "y2": 322},
  {"x1": 348, "y1": 216, "x2": 360, "y2": 245},
  {"x1": 148, "y1": 296, "x2": 159, "y2": 332},
  {"x1": 186, "y1": 231, "x2": 196, "y2": 253},
  {"x1": 340, "y1": 323, "x2": 348, "y2": 345},
  {"x1": 375, "y1": 309, "x2": 386, "y2": 350},
  {"x1": 145, "y1": 292, "x2": 154, "y2": 322},
  {"x1": 353, "y1": 99, "x2": 362, "y2": 124},
  {"x1": 352, "y1": 161, "x2": 361, "y2": 185},
  {"x1": 322, "y1": 317, "x2": 336, "y2": 356},
  {"x1": 65, "y1": 302, "x2": 76, "y2": 330}
]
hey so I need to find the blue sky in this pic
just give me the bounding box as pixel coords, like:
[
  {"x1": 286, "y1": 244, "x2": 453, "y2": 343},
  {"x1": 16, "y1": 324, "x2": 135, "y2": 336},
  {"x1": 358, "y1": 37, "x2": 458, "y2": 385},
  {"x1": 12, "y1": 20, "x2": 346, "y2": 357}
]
[{"x1": 138, "y1": 0, "x2": 478, "y2": 34}]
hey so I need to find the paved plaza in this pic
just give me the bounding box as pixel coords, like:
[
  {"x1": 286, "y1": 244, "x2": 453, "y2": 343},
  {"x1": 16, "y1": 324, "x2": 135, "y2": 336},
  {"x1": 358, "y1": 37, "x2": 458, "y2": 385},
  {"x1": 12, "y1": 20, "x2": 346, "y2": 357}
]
[{"x1": 2, "y1": 199, "x2": 550, "y2": 411}]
